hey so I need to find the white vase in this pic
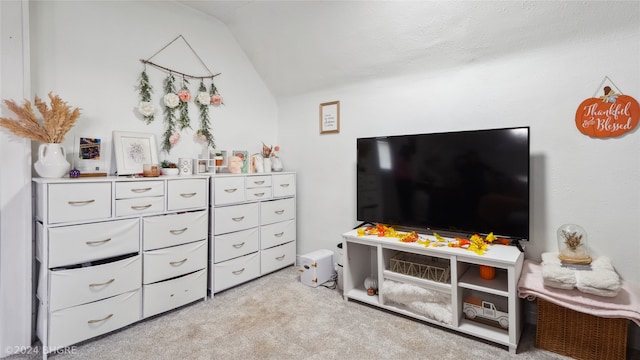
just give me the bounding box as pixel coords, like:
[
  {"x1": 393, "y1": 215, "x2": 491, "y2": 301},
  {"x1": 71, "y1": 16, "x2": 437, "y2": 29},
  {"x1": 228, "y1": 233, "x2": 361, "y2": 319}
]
[
  {"x1": 34, "y1": 143, "x2": 70, "y2": 178},
  {"x1": 271, "y1": 156, "x2": 283, "y2": 172},
  {"x1": 263, "y1": 157, "x2": 272, "y2": 173}
]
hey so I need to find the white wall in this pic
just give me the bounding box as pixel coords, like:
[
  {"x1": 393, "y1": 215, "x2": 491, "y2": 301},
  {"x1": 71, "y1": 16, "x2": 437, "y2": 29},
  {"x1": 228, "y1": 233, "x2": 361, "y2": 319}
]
[
  {"x1": 278, "y1": 26, "x2": 640, "y2": 286},
  {"x1": 0, "y1": 1, "x2": 32, "y2": 357},
  {"x1": 29, "y1": 0, "x2": 278, "y2": 170}
]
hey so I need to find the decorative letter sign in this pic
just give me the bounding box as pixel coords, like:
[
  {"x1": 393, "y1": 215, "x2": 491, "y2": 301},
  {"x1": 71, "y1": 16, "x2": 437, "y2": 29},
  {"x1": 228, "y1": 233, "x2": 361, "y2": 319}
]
[{"x1": 575, "y1": 86, "x2": 639, "y2": 138}]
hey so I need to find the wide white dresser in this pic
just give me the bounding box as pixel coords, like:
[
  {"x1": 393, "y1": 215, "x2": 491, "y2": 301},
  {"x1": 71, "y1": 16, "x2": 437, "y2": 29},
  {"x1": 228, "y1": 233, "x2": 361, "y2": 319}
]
[
  {"x1": 210, "y1": 172, "x2": 296, "y2": 294},
  {"x1": 33, "y1": 175, "x2": 209, "y2": 353}
]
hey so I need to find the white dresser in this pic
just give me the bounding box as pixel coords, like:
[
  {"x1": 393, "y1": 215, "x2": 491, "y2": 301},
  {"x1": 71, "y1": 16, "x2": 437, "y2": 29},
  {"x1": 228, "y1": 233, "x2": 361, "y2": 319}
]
[
  {"x1": 33, "y1": 175, "x2": 209, "y2": 352},
  {"x1": 210, "y1": 172, "x2": 296, "y2": 293}
]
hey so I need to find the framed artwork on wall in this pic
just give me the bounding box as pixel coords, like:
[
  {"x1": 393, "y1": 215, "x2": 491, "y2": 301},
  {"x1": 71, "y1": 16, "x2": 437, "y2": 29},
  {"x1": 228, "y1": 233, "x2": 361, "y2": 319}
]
[
  {"x1": 73, "y1": 135, "x2": 106, "y2": 174},
  {"x1": 320, "y1": 100, "x2": 340, "y2": 134},
  {"x1": 113, "y1": 131, "x2": 159, "y2": 176}
]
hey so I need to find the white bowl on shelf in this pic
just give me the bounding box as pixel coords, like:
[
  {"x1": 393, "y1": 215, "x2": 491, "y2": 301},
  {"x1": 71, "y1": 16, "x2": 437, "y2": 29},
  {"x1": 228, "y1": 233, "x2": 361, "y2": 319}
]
[{"x1": 161, "y1": 168, "x2": 179, "y2": 176}]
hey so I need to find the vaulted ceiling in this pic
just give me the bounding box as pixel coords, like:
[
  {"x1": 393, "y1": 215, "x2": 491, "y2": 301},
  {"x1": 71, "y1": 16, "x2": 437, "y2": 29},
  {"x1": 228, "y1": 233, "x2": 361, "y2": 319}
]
[{"x1": 178, "y1": 1, "x2": 639, "y2": 98}]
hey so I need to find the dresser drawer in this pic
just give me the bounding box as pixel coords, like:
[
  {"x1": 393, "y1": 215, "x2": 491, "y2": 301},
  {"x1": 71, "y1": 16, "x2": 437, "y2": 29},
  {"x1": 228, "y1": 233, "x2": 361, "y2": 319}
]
[
  {"x1": 260, "y1": 198, "x2": 295, "y2": 225},
  {"x1": 143, "y1": 269, "x2": 206, "y2": 318},
  {"x1": 213, "y1": 176, "x2": 246, "y2": 205},
  {"x1": 45, "y1": 289, "x2": 140, "y2": 348},
  {"x1": 261, "y1": 241, "x2": 296, "y2": 275},
  {"x1": 246, "y1": 175, "x2": 272, "y2": 188},
  {"x1": 260, "y1": 219, "x2": 296, "y2": 249},
  {"x1": 115, "y1": 181, "x2": 164, "y2": 199},
  {"x1": 47, "y1": 218, "x2": 139, "y2": 268},
  {"x1": 167, "y1": 178, "x2": 208, "y2": 210},
  {"x1": 143, "y1": 210, "x2": 208, "y2": 251},
  {"x1": 214, "y1": 227, "x2": 259, "y2": 263},
  {"x1": 47, "y1": 183, "x2": 111, "y2": 224},
  {"x1": 272, "y1": 174, "x2": 296, "y2": 197},
  {"x1": 246, "y1": 186, "x2": 271, "y2": 201},
  {"x1": 48, "y1": 255, "x2": 141, "y2": 312},
  {"x1": 143, "y1": 240, "x2": 207, "y2": 284},
  {"x1": 115, "y1": 196, "x2": 164, "y2": 217},
  {"x1": 214, "y1": 202, "x2": 259, "y2": 235},
  {"x1": 214, "y1": 252, "x2": 260, "y2": 292}
]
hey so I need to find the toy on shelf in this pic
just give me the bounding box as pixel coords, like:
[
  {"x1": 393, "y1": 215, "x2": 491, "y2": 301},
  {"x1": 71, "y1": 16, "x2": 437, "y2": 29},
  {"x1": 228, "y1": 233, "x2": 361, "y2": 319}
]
[{"x1": 463, "y1": 295, "x2": 509, "y2": 329}]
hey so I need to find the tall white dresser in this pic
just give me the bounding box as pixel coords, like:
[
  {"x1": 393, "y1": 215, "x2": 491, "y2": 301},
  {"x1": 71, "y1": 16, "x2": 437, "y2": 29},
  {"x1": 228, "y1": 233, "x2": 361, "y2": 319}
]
[
  {"x1": 33, "y1": 175, "x2": 209, "y2": 353},
  {"x1": 210, "y1": 172, "x2": 296, "y2": 294}
]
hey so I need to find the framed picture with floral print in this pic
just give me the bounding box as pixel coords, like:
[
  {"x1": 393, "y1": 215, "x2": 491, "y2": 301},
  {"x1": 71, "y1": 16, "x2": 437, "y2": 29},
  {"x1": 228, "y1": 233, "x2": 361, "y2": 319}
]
[{"x1": 113, "y1": 131, "x2": 159, "y2": 176}]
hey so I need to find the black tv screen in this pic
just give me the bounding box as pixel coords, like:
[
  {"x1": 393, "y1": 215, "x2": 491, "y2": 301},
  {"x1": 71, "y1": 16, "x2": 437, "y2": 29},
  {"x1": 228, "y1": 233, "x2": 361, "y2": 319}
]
[{"x1": 357, "y1": 127, "x2": 530, "y2": 241}]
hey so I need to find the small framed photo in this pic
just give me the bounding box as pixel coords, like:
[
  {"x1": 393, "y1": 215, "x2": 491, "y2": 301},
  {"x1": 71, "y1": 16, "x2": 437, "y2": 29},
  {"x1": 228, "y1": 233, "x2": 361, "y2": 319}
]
[
  {"x1": 74, "y1": 136, "x2": 106, "y2": 173},
  {"x1": 320, "y1": 100, "x2": 340, "y2": 134},
  {"x1": 113, "y1": 131, "x2": 159, "y2": 176},
  {"x1": 232, "y1": 150, "x2": 249, "y2": 173}
]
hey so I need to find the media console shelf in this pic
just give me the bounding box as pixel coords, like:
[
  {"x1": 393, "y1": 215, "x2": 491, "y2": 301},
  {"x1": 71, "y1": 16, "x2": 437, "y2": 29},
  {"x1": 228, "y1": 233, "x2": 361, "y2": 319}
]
[{"x1": 342, "y1": 229, "x2": 524, "y2": 353}]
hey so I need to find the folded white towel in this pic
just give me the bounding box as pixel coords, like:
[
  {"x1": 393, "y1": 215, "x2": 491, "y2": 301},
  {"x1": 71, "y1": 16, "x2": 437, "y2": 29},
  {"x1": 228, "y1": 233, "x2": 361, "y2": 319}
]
[
  {"x1": 576, "y1": 256, "x2": 621, "y2": 297},
  {"x1": 540, "y1": 252, "x2": 621, "y2": 297},
  {"x1": 542, "y1": 264, "x2": 576, "y2": 290},
  {"x1": 541, "y1": 252, "x2": 577, "y2": 290}
]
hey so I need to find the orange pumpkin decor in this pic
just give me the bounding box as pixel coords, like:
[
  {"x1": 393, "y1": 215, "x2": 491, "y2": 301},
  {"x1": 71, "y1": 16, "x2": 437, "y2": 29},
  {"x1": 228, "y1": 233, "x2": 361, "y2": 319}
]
[
  {"x1": 575, "y1": 86, "x2": 640, "y2": 138},
  {"x1": 479, "y1": 265, "x2": 496, "y2": 280}
]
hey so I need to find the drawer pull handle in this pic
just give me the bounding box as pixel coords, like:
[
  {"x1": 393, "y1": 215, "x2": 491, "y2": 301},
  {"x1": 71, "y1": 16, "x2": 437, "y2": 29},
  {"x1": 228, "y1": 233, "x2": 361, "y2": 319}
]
[
  {"x1": 254, "y1": 181, "x2": 265, "y2": 185},
  {"x1": 255, "y1": 192, "x2": 265, "y2": 197},
  {"x1": 67, "y1": 199, "x2": 95, "y2": 206},
  {"x1": 131, "y1": 187, "x2": 152, "y2": 193},
  {"x1": 86, "y1": 238, "x2": 112, "y2": 245},
  {"x1": 170, "y1": 258, "x2": 188, "y2": 266},
  {"x1": 224, "y1": 188, "x2": 237, "y2": 193},
  {"x1": 89, "y1": 278, "x2": 115, "y2": 287},
  {"x1": 170, "y1": 227, "x2": 188, "y2": 235},
  {"x1": 274, "y1": 232, "x2": 284, "y2": 237},
  {"x1": 279, "y1": 183, "x2": 290, "y2": 188},
  {"x1": 232, "y1": 268, "x2": 245, "y2": 275},
  {"x1": 131, "y1": 204, "x2": 152, "y2": 210},
  {"x1": 180, "y1": 192, "x2": 196, "y2": 198},
  {"x1": 275, "y1": 210, "x2": 285, "y2": 215},
  {"x1": 232, "y1": 242, "x2": 245, "y2": 249},
  {"x1": 232, "y1": 216, "x2": 245, "y2": 222},
  {"x1": 88, "y1": 313, "x2": 113, "y2": 324},
  {"x1": 276, "y1": 255, "x2": 286, "y2": 261}
]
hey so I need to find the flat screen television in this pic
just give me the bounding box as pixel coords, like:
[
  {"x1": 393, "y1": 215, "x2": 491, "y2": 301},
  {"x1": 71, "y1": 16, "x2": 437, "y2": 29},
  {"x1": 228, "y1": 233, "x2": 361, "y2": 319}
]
[{"x1": 356, "y1": 126, "x2": 530, "y2": 241}]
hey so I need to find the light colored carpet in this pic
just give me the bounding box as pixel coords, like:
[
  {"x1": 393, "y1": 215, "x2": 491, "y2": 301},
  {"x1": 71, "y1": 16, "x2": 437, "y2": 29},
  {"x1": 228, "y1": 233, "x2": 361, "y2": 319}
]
[{"x1": 9, "y1": 266, "x2": 576, "y2": 360}]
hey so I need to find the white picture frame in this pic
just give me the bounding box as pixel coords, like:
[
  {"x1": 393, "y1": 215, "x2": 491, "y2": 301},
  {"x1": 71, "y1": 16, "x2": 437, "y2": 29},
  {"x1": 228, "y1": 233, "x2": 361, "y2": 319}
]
[{"x1": 113, "y1": 131, "x2": 159, "y2": 176}]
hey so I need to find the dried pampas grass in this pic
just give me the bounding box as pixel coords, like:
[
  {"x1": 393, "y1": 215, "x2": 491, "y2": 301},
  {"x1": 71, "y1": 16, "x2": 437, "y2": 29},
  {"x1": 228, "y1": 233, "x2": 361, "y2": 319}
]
[{"x1": 0, "y1": 92, "x2": 81, "y2": 143}]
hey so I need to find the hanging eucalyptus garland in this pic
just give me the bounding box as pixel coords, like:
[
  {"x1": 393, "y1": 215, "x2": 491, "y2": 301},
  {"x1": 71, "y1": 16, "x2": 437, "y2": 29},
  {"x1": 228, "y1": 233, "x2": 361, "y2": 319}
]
[
  {"x1": 162, "y1": 73, "x2": 179, "y2": 153},
  {"x1": 177, "y1": 77, "x2": 191, "y2": 130},
  {"x1": 137, "y1": 69, "x2": 155, "y2": 124},
  {"x1": 195, "y1": 80, "x2": 215, "y2": 149}
]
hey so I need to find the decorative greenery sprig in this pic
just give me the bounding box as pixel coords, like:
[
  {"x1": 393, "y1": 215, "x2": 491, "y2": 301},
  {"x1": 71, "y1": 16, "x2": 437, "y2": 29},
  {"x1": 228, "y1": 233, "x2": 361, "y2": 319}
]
[
  {"x1": 0, "y1": 92, "x2": 81, "y2": 143},
  {"x1": 195, "y1": 80, "x2": 215, "y2": 149},
  {"x1": 137, "y1": 69, "x2": 155, "y2": 124},
  {"x1": 162, "y1": 74, "x2": 178, "y2": 153}
]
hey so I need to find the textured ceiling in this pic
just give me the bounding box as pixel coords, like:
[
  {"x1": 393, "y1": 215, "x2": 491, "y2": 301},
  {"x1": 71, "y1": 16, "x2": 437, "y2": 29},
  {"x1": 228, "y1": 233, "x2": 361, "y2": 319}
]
[{"x1": 179, "y1": 1, "x2": 639, "y2": 98}]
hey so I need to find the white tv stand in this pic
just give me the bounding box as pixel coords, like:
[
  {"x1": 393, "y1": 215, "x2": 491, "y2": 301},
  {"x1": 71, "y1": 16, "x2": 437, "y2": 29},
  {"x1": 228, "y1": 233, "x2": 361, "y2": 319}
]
[{"x1": 342, "y1": 229, "x2": 524, "y2": 353}]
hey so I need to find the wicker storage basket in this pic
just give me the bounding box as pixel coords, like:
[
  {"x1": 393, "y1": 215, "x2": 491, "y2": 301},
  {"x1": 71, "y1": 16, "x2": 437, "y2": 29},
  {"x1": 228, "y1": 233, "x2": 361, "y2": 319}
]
[{"x1": 536, "y1": 298, "x2": 628, "y2": 360}]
